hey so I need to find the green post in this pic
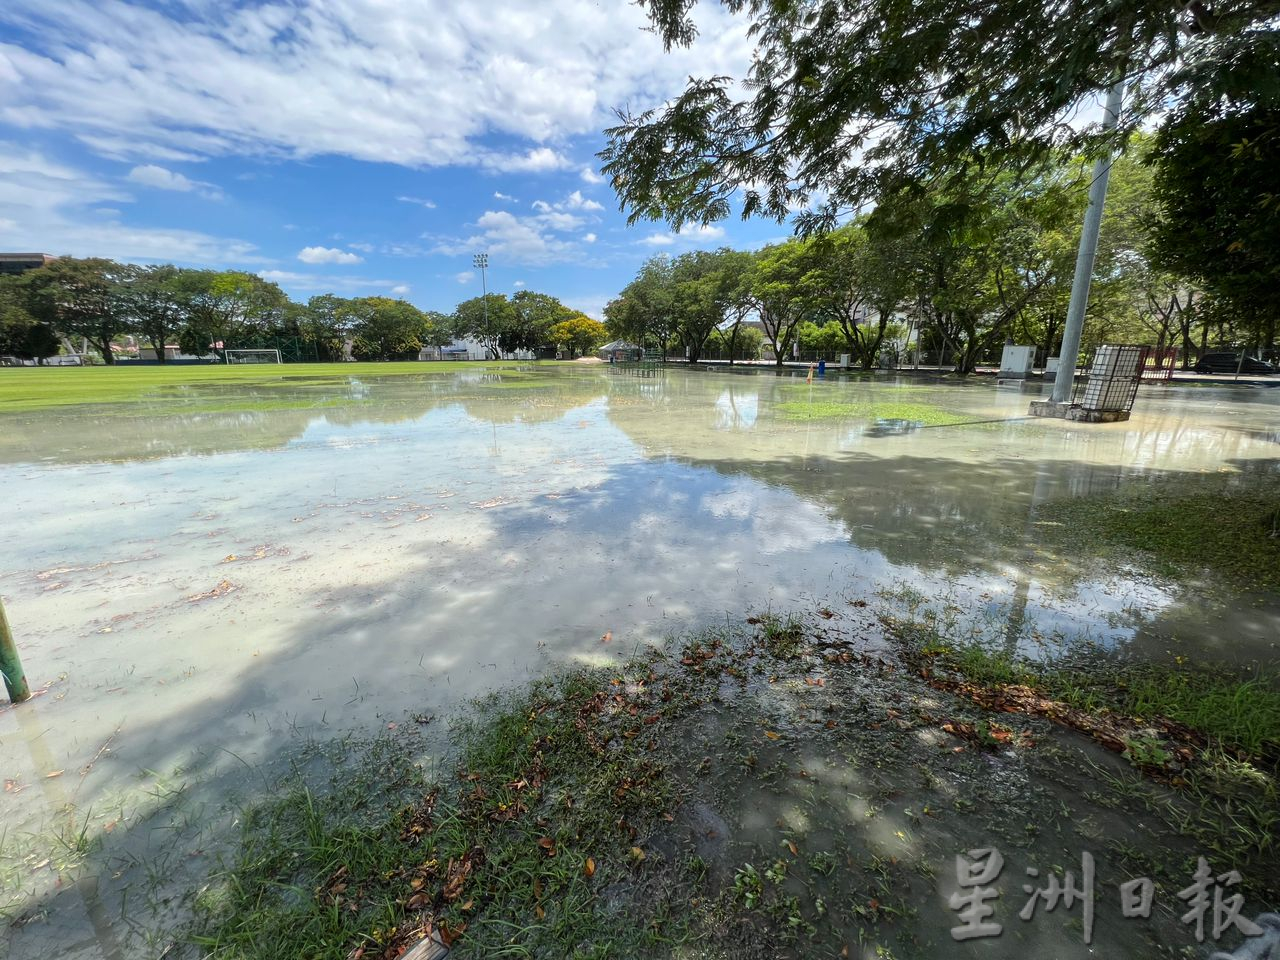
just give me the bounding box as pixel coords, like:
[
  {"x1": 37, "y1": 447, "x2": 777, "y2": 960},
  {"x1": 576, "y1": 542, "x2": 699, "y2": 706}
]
[{"x1": 0, "y1": 597, "x2": 31, "y2": 704}]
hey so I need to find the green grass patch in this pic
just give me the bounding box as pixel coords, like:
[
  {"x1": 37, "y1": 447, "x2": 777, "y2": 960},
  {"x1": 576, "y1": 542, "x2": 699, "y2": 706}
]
[
  {"x1": 774, "y1": 392, "x2": 979, "y2": 425},
  {"x1": 893, "y1": 620, "x2": 1280, "y2": 760},
  {"x1": 191, "y1": 665, "x2": 690, "y2": 959},
  {"x1": 768, "y1": 386, "x2": 977, "y2": 427},
  {"x1": 0, "y1": 362, "x2": 559, "y2": 412},
  {"x1": 1035, "y1": 477, "x2": 1280, "y2": 592}
]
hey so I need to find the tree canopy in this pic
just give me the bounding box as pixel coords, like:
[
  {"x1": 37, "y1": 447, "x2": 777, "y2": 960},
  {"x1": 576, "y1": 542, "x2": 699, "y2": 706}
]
[{"x1": 602, "y1": 0, "x2": 1278, "y2": 231}]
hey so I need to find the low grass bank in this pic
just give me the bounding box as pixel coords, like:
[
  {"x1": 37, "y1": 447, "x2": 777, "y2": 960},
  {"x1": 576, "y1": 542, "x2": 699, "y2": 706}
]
[
  {"x1": 775, "y1": 397, "x2": 979, "y2": 425},
  {"x1": 0, "y1": 362, "x2": 558, "y2": 412},
  {"x1": 1035, "y1": 475, "x2": 1280, "y2": 593},
  {"x1": 187, "y1": 609, "x2": 1279, "y2": 959}
]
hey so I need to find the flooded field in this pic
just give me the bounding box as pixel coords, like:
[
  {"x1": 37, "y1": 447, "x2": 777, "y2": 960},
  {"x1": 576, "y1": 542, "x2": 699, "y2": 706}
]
[{"x1": 2, "y1": 365, "x2": 1278, "y2": 958}]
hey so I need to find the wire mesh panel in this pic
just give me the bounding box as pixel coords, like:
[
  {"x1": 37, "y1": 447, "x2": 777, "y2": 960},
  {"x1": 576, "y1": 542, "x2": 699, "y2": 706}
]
[{"x1": 1079, "y1": 345, "x2": 1148, "y2": 413}]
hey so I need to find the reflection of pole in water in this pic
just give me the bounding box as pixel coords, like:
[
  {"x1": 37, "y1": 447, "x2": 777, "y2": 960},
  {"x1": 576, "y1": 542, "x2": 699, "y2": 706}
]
[
  {"x1": 12, "y1": 703, "x2": 126, "y2": 960},
  {"x1": 1003, "y1": 464, "x2": 1055, "y2": 656}
]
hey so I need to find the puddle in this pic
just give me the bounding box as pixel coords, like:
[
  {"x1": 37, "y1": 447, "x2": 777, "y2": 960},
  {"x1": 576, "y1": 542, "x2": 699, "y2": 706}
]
[{"x1": 1, "y1": 367, "x2": 1278, "y2": 956}]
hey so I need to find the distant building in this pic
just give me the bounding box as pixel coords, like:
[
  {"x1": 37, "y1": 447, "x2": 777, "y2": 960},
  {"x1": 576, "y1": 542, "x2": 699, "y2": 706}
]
[{"x1": 0, "y1": 253, "x2": 57, "y2": 275}]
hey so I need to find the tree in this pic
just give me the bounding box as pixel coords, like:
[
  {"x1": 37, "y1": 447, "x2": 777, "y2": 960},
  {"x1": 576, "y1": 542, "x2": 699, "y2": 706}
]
[
  {"x1": 21, "y1": 257, "x2": 130, "y2": 364},
  {"x1": 602, "y1": 0, "x2": 1273, "y2": 231},
  {"x1": 0, "y1": 280, "x2": 59, "y2": 363},
  {"x1": 421, "y1": 311, "x2": 457, "y2": 353},
  {"x1": 120, "y1": 264, "x2": 187, "y2": 363},
  {"x1": 549, "y1": 313, "x2": 608, "y2": 358},
  {"x1": 746, "y1": 243, "x2": 814, "y2": 367},
  {"x1": 506, "y1": 291, "x2": 570, "y2": 355},
  {"x1": 670, "y1": 249, "x2": 732, "y2": 364},
  {"x1": 347, "y1": 297, "x2": 430, "y2": 360},
  {"x1": 1149, "y1": 105, "x2": 1280, "y2": 353},
  {"x1": 301, "y1": 294, "x2": 354, "y2": 361},
  {"x1": 605, "y1": 256, "x2": 676, "y2": 357},
  {"x1": 453, "y1": 294, "x2": 516, "y2": 358},
  {"x1": 174, "y1": 270, "x2": 290, "y2": 357}
]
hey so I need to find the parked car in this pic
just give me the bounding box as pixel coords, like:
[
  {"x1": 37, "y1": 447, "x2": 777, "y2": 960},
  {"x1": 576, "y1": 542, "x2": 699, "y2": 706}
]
[{"x1": 1193, "y1": 352, "x2": 1278, "y2": 375}]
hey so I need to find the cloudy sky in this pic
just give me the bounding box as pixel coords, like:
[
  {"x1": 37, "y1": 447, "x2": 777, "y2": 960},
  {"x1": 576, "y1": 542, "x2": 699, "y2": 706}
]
[{"x1": 0, "y1": 0, "x2": 796, "y2": 318}]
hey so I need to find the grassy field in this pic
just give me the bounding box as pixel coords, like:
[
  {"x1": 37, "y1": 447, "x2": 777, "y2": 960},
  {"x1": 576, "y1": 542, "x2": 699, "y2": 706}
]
[{"x1": 0, "y1": 361, "x2": 561, "y2": 412}]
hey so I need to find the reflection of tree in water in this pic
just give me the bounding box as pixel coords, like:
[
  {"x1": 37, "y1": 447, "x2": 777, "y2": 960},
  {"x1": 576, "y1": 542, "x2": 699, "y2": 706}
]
[{"x1": 0, "y1": 371, "x2": 614, "y2": 464}]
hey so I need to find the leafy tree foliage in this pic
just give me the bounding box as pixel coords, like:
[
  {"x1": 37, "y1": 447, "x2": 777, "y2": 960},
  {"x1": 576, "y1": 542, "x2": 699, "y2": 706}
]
[
  {"x1": 453, "y1": 294, "x2": 518, "y2": 359},
  {"x1": 347, "y1": 297, "x2": 432, "y2": 361},
  {"x1": 602, "y1": 0, "x2": 1274, "y2": 230},
  {"x1": 1149, "y1": 105, "x2": 1280, "y2": 350},
  {"x1": 20, "y1": 257, "x2": 131, "y2": 364},
  {"x1": 548, "y1": 314, "x2": 608, "y2": 357}
]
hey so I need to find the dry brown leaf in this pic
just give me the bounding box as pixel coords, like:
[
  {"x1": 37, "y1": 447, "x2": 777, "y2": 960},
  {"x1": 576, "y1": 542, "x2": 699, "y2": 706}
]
[
  {"x1": 584, "y1": 857, "x2": 596, "y2": 877},
  {"x1": 763, "y1": 731, "x2": 780, "y2": 741}
]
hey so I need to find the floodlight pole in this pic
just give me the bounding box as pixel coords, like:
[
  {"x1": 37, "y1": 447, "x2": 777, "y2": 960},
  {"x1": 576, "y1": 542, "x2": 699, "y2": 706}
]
[
  {"x1": 0, "y1": 597, "x2": 31, "y2": 704},
  {"x1": 473, "y1": 253, "x2": 490, "y2": 359},
  {"x1": 1051, "y1": 81, "x2": 1126, "y2": 404}
]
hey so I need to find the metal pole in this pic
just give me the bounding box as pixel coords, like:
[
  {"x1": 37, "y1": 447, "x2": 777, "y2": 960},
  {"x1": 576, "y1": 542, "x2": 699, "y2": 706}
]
[
  {"x1": 1051, "y1": 81, "x2": 1126, "y2": 404},
  {"x1": 0, "y1": 596, "x2": 31, "y2": 704}
]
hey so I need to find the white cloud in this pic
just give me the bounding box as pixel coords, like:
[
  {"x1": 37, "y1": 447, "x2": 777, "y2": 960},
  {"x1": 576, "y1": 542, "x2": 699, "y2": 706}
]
[
  {"x1": 583, "y1": 232, "x2": 597, "y2": 243},
  {"x1": 391, "y1": 284, "x2": 411, "y2": 295},
  {"x1": 298, "y1": 245, "x2": 363, "y2": 264},
  {"x1": 430, "y1": 208, "x2": 582, "y2": 266},
  {"x1": 638, "y1": 224, "x2": 725, "y2": 248},
  {"x1": 563, "y1": 190, "x2": 603, "y2": 211},
  {"x1": 0, "y1": 141, "x2": 259, "y2": 264},
  {"x1": 493, "y1": 191, "x2": 517, "y2": 202},
  {"x1": 580, "y1": 166, "x2": 604, "y2": 185},
  {"x1": 127, "y1": 163, "x2": 223, "y2": 200},
  {"x1": 479, "y1": 147, "x2": 572, "y2": 174},
  {"x1": 513, "y1": 280, "x2": 526, "y2": 288},
  {"x1": 455, "y1": 270, "x2": 475, "y2": 284},
  {"x1": 681, "y1": 224, "x2": 726, "y2": 241},
  {"x1": 258, "y1": 270, "x2": 411, "y2": 294},
  {"x1": 397, "y1": 195, "x2": 437, "y2": 209},
  {"x1": 0, "y1": 1, "x2": 753, "y2": 172},
  {"x1": 347, "y1": 241, "x2": 375, "y2": 252}
]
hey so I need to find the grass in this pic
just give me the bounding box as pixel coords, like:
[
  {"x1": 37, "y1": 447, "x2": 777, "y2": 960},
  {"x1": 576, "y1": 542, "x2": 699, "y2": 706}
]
[
  {"x1": 1035, "y1": 476, "x2": 1280, "y2": 592},
  {"x1": 773, "y1": 387, "x2": 980, "y2": 425},
  {"x1": 191, "y1": 665, "x2": 690, "y2": 959},
  {"x1": 0, "y1": 362, "x2": 561, "y2": 412},
  {"x1": 890, "y1": 618, "x2": 1280, "y2": 759},
  {"x1": 185, "y1": 609, "x2": 1280, "y2": 959}
]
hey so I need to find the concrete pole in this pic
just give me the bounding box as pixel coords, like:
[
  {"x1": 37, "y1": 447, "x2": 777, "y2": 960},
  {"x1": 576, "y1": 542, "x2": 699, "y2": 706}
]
[
  {"x1": 0, "y1": 597, "x2": 31, "y2": 704},
  {"x1": 1051, "y1": 81, "x2": 1126, "y2": 404}
]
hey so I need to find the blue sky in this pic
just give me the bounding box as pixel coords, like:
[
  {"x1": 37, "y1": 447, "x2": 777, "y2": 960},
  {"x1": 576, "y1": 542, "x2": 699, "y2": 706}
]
[{"x1": 0, "y1": 0, "x2": 790, "y2": 319}]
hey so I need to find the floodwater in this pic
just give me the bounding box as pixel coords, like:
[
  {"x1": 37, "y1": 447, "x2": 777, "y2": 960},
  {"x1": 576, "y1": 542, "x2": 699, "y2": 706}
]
[{"x1": 1, "y1": 366, "x2": 1278, "y2": 957}]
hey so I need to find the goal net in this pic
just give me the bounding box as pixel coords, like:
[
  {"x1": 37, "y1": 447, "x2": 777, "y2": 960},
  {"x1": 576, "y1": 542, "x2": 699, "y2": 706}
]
[{"x1": 224, "y1": 349, "x2": 283, "y2": 365}]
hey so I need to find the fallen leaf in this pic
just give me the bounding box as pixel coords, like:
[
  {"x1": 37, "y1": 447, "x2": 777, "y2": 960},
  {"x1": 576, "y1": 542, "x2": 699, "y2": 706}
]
[
  {"x1": 584, "y1": 857, "x2": 596, "y2": 877},
  {"x1": 630, "y1": 846, "x2": 646, "y2": 862},
  {"x1": 786, "y1": 840, "x2": 799, "y2": 856},
  {"x1": 763, "y1": 730, "x2": 781, "y2": 741}
]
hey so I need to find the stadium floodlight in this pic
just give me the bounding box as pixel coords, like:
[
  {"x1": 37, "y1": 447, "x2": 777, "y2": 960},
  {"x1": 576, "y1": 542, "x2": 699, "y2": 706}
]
[{"x1": 472, "y1": 253, "x2": 491, "y2": 356}]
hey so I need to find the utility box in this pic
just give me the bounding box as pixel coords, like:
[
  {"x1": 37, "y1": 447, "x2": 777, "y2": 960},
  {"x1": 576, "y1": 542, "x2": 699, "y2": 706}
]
[
  {"x1": 999, "y1": 345, "x2": 1035, "y2": 379},
  {"x1": 1044, "y1": 356, "x2": 1060, "y2": 377}
]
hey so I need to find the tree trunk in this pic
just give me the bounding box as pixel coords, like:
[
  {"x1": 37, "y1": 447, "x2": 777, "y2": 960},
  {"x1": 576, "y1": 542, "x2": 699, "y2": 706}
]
[
  {"x1": 98, "y1": 334, "x2": 115, "y2": 365},
  {"x1": 727, "y1": 322, "x2": 740, "y2": 366}
]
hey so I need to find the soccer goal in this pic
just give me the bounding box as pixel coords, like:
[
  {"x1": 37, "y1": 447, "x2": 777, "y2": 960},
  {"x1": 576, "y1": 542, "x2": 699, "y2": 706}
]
[{"x1": 224, "y1": 349, "x2": 282, "y2": 365}]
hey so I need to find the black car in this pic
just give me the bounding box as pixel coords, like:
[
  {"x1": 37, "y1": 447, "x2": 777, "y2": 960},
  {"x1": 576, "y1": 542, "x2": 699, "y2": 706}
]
[{"x1": 1193, "y1": 352, "x2": 1278, "y2": 375}]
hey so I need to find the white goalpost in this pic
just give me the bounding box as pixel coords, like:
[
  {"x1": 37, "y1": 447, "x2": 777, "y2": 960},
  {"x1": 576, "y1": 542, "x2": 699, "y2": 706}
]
[{"x1": 224, "y1": 349, "x2": 283, "y2": 365}]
